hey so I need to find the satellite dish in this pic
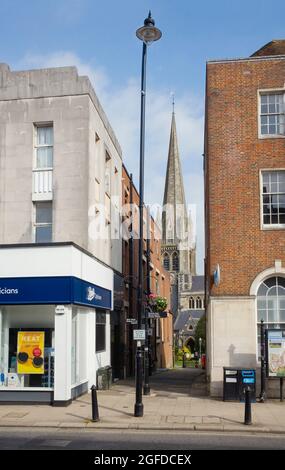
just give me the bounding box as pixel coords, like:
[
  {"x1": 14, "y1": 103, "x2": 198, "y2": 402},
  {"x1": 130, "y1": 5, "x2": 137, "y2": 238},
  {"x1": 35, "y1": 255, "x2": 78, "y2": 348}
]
[{"x1": 213, "y1": 264, "x2": 220, "y2": 287}]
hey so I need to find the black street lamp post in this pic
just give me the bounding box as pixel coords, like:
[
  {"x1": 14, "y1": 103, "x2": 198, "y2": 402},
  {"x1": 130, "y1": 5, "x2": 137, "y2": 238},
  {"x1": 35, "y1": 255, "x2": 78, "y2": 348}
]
[
  {"x1": 134, "y1": 12, "x2": 162, "y2": 418},
  {"x1": 259, "y1": 319, "x2": 267, "y2": 402}
]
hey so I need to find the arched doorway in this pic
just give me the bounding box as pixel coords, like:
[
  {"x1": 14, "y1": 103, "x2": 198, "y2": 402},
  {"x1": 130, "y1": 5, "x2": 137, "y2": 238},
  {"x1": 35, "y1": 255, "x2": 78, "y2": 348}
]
[{"x1": 185, "y1": 336, "x2": 195, "y2": 354}]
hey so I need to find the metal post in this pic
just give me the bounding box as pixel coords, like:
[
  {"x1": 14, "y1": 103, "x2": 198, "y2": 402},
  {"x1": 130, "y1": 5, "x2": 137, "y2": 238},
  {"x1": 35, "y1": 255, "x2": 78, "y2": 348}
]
[
  {"x1": 259, "y1": 319, "x2": 266, "y2": 402},
  {"x1": 280, "y1": 378, "x2": 284, "y2": 402},
  {"x1": 244, "y1": 386, "x2": 252, "y2": 425},
  {"x1": 129, "y1": 173, "x2": 135, "y2": 376},
  {"x1": 182, "y1": 351, "x2": 186, "y2": 368},
  {"x1": 144, "y1": 206, "x2": 151, "y2": 395},
  {"x1": 91, "y1": 385, "x2": 100, "y2": 422},
  {"x1": 134, "y1": 41, "x2": 147, "y2": 418}
]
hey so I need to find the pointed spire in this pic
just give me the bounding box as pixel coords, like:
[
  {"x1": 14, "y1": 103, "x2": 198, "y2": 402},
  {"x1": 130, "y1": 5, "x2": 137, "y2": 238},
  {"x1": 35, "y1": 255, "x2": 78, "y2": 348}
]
[{"x1": 162, "y1": 107, "x2": 189, "y2": 244}]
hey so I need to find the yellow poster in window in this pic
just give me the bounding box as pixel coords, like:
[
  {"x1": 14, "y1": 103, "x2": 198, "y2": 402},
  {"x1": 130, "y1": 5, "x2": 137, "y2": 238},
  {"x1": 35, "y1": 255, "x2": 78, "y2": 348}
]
[{"x1": 17, "y1": 331, "x2": 45, "y2": 374}]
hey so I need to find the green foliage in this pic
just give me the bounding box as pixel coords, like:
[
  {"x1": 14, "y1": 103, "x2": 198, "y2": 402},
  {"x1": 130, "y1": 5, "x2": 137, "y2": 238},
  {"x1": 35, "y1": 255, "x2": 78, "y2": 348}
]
[
  {"x1": 149, "y1": 294, "x2": 168, "y2": 312},
  {"x1": 176, "y1": 345, "x2": 191, "y2": 360},
  {"x1": 195, "y1": 314, "x2": 206, "y2": 353}
]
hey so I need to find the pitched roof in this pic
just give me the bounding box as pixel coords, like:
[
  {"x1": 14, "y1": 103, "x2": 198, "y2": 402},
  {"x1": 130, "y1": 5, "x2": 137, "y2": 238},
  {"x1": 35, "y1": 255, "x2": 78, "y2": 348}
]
[
  {"x1": 174, "y1": 309, "x2": 204, "y2": 331},
  {"x1": 189, "y1": 275, "x2": 204, "y2": 293},
  {"x1": 251, "y1": 40, "x2": 285, "y2": 57}
]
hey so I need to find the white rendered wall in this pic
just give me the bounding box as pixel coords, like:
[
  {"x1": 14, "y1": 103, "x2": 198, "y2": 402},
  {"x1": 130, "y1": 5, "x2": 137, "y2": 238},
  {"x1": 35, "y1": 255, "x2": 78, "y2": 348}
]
[
  {"x1": 54, "y1": 305, "x2": 72, "y2": 402},
  {"x1": 207, "y1": 296, "x2": 257, "y2": 397},
  {"x1": 0, "y1": 244, "x2": 113, "y2": 297}
]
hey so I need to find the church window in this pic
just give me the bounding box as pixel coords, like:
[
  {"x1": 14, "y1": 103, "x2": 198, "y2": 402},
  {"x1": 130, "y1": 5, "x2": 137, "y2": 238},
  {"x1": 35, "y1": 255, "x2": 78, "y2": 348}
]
[
  {"x1": 163, "y1": 253, "x2": 170, "y2": 271},
  {"x1": 172, "y1": 252, "x2": 179, "y2": 272},
  {"x1": 189, "y1": 297, "x2": 195, "y2": 309},
  {"x1": 196, "y1": 296, "x2": 202, "y2": 309}
]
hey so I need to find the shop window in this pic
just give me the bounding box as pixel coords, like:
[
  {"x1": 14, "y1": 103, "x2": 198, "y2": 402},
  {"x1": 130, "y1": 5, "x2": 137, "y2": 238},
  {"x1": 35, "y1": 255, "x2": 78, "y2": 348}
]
[
  {"x1": 96, "y1": 312, "x2": 106, "y2": 353},
  {"x1": 1, "y1": 326, "x2": 54, "y2": 389},
  {"x1": 34, "y1": 202, "x2": 52, "y2": 243}
]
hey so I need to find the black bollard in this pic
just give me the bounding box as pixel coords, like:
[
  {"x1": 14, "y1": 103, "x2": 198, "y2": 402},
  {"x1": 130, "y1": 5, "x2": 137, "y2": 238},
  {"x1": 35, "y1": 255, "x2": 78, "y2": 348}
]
[
  {"x1": 91, "y1": 385, "x2": 100, "y2": 422},
  {"x1": 244, "y1": 386, "x2": 252, "y2": 425},
  {"x1": 182, "y1": 352, "x2": 186, "y2": 368}
]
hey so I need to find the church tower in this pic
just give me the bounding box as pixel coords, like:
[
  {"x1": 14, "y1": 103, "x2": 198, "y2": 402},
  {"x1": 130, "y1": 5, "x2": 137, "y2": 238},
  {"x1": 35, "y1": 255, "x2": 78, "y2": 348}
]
[{"x1": 161, "y1": 106, "x2": 196, "y2": 318}]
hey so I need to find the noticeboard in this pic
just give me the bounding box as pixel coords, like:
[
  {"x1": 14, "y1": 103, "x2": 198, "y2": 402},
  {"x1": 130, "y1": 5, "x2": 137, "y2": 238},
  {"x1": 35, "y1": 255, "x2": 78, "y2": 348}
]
[
  {"x1": 133, "y1": 329, "x2": 146, "y2": 341},
  {"x1": 266, "y1": 329, "x2": 285, "y2": 378}
]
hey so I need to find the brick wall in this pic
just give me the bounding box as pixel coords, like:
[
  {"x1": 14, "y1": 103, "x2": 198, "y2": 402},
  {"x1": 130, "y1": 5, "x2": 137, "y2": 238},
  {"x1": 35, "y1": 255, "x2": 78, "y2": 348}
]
[{"x1": 205, "y1": 56, "x2": 285, "y2": 297}]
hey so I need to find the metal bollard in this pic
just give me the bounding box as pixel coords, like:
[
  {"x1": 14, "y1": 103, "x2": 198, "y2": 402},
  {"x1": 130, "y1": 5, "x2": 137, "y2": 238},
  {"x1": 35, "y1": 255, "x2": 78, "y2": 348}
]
[
  {"x1": 91, "y1": 385, "x2": 100, "y2": 422},
  {"x1": 182, "y1": 352, "x2": 186, "y2": 368},
  {"x1": 244, "y1": 386, "x2": 252, "y2": 425}
]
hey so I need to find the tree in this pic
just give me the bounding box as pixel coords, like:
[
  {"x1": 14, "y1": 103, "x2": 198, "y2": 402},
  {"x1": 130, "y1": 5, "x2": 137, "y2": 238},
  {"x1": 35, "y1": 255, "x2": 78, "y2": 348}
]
[{"x1": 195, "y1": 315, "x2": 206, "y2": 353}]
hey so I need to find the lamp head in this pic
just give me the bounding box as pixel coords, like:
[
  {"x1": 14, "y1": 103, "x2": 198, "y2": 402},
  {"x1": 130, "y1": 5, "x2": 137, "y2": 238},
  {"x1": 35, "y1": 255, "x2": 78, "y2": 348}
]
[{"x1": 136, "y1": 11, "x2": 162, "y2": 44}]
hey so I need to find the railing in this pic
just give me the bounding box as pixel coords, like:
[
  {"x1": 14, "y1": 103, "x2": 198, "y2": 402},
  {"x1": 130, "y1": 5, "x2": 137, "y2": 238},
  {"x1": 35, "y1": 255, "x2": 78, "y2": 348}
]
[{"x1": 33, "y1": 168, "x2": 53, "y2": 200}]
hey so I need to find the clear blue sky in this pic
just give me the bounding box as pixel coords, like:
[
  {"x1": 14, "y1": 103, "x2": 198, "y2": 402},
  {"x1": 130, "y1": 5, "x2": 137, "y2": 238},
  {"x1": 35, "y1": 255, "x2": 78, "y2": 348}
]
[{"x1": 1, "y1": 0, "x2": 284, "y2": 272}]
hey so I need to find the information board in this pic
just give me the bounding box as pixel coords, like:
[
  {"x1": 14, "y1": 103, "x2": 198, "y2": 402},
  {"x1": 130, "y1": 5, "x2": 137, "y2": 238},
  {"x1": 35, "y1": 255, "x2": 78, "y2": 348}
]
[{"x1": 267, "y1": 329, "x2": 285, "y2": 378}]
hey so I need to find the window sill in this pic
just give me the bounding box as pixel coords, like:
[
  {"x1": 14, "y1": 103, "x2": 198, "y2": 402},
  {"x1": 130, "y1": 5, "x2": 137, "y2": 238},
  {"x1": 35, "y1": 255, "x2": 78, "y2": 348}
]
[
  {"x1": 262, "y1": 225, "x2": 285, "y2": 231},
  {"x1": 259, "y1": 134, "x2": 285, "y2": 140}
]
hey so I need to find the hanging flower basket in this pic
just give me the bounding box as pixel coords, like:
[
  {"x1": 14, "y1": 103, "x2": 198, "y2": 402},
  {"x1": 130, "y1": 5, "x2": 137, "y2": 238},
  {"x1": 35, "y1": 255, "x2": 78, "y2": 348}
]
[{"x1": 148, "y1": 293, "x2": 168, "y2": 313}]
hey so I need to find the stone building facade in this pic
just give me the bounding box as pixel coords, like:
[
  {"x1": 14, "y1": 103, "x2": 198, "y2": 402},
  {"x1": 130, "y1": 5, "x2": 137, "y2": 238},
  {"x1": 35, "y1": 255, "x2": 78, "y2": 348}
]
[
  {"x1": 161, "y1": 111, "x2": 197, "y2": 319},
  {"x1": 0, "y1": 63, "x2": 122, "y2": 404},
  {"x1": 204, "y1": 40, "x2": 285, "y2": 397}
]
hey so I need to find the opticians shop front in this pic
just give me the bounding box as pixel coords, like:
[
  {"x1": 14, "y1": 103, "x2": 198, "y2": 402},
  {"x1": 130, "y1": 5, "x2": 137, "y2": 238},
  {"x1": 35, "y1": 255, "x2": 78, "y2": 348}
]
[{"x1": 0, "y1": 243, "x2": 113, "y2": 406}]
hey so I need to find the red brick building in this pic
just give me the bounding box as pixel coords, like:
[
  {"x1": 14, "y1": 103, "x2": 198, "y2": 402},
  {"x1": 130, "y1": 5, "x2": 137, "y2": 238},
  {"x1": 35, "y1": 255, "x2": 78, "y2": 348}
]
[
  {"x1": 121, "y1": 165, "x2": 173, "y2": 377},
  {"x1": 205, "y1": 40, "x2": 285, "y2": 396}
]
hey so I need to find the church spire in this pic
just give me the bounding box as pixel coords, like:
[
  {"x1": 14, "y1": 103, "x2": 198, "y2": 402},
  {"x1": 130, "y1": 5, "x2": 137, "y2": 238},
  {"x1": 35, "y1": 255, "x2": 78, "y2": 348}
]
[{"x1": 162, "y1": 107, "x2": 188, "y2": 244}]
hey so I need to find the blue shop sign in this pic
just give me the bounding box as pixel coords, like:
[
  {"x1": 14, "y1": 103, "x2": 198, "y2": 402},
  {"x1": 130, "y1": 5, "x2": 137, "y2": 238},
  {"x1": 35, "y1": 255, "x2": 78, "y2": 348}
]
[{"x1": 0, "y1": 277, "x2": 112, "y2": 310}]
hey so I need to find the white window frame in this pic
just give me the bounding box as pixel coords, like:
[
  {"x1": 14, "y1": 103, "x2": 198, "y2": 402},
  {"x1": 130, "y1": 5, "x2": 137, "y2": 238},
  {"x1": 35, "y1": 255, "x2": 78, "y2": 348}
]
[
  {"x1": 259, "y1": 169, "x2": 285, "y2": 230},
  {"x1": 34, "y1": 123, "x2": 54, "y2": 170},
  {"x1": 33, "y1": 202, "x2": 53, "y2": 243},
  {"x1": 258, "y1": 89, "x2": 285, "y2": 140}
]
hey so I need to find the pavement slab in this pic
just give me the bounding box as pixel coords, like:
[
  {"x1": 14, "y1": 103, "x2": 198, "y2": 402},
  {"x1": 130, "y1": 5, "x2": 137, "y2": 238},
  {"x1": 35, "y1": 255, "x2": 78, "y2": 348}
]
[{"x1": 0, "y1": 369, "x2": 285, "y2": 435}]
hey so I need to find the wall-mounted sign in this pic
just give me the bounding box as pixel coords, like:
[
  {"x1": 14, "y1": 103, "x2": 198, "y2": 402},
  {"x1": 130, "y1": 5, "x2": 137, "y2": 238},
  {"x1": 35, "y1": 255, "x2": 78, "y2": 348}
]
[
  {"x1": 17, "y1": 331, "x2": 45, "y2": 375},
  {"x1": 55, "y1": 305, "x2": 65, "y2": 315},
  {"x1": 133, "y1": 329, "x2": 146, "y2": 341},
  {"x1": 147, "y1": 311, "x2": 160, "y2": 319},
  {"x1": 0, "y1": 276, "x2": 112, "y2": 310},
  {"x1": 213, "y1": 264, "x2": 221, "y2": 287},
  {"x1": 266, "y1": 329, "x2": 285, "y2": 377}
]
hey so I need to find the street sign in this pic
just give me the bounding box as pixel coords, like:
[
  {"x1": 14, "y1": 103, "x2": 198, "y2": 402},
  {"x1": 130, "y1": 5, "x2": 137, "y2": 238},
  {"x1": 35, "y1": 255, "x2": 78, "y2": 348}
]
[
  {"x1": 126, "y1": 318, "x2": 138, "y2": 325},
  {"x1": 133, "y1": 329, "x2": 146, "y2": 341},
  {"x1": 147, "y1": 311, "x2": 160, "y2": 319}
]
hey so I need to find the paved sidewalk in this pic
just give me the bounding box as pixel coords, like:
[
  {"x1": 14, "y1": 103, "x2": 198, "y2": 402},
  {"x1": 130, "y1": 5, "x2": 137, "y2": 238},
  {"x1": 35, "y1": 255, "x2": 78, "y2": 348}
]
[{"x1": 0, "y1": 368, "x2": 285, "y2": 434}]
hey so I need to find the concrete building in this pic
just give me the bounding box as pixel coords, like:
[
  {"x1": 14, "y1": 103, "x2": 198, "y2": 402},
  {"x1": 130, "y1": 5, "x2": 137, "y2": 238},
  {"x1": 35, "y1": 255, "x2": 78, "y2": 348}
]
[
  {"x1": 204, "y1": 40, "x2": 285, "y2": 397},
  {"x1": 0, "y1": 64, "x2": 122, "y2": 404}
]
